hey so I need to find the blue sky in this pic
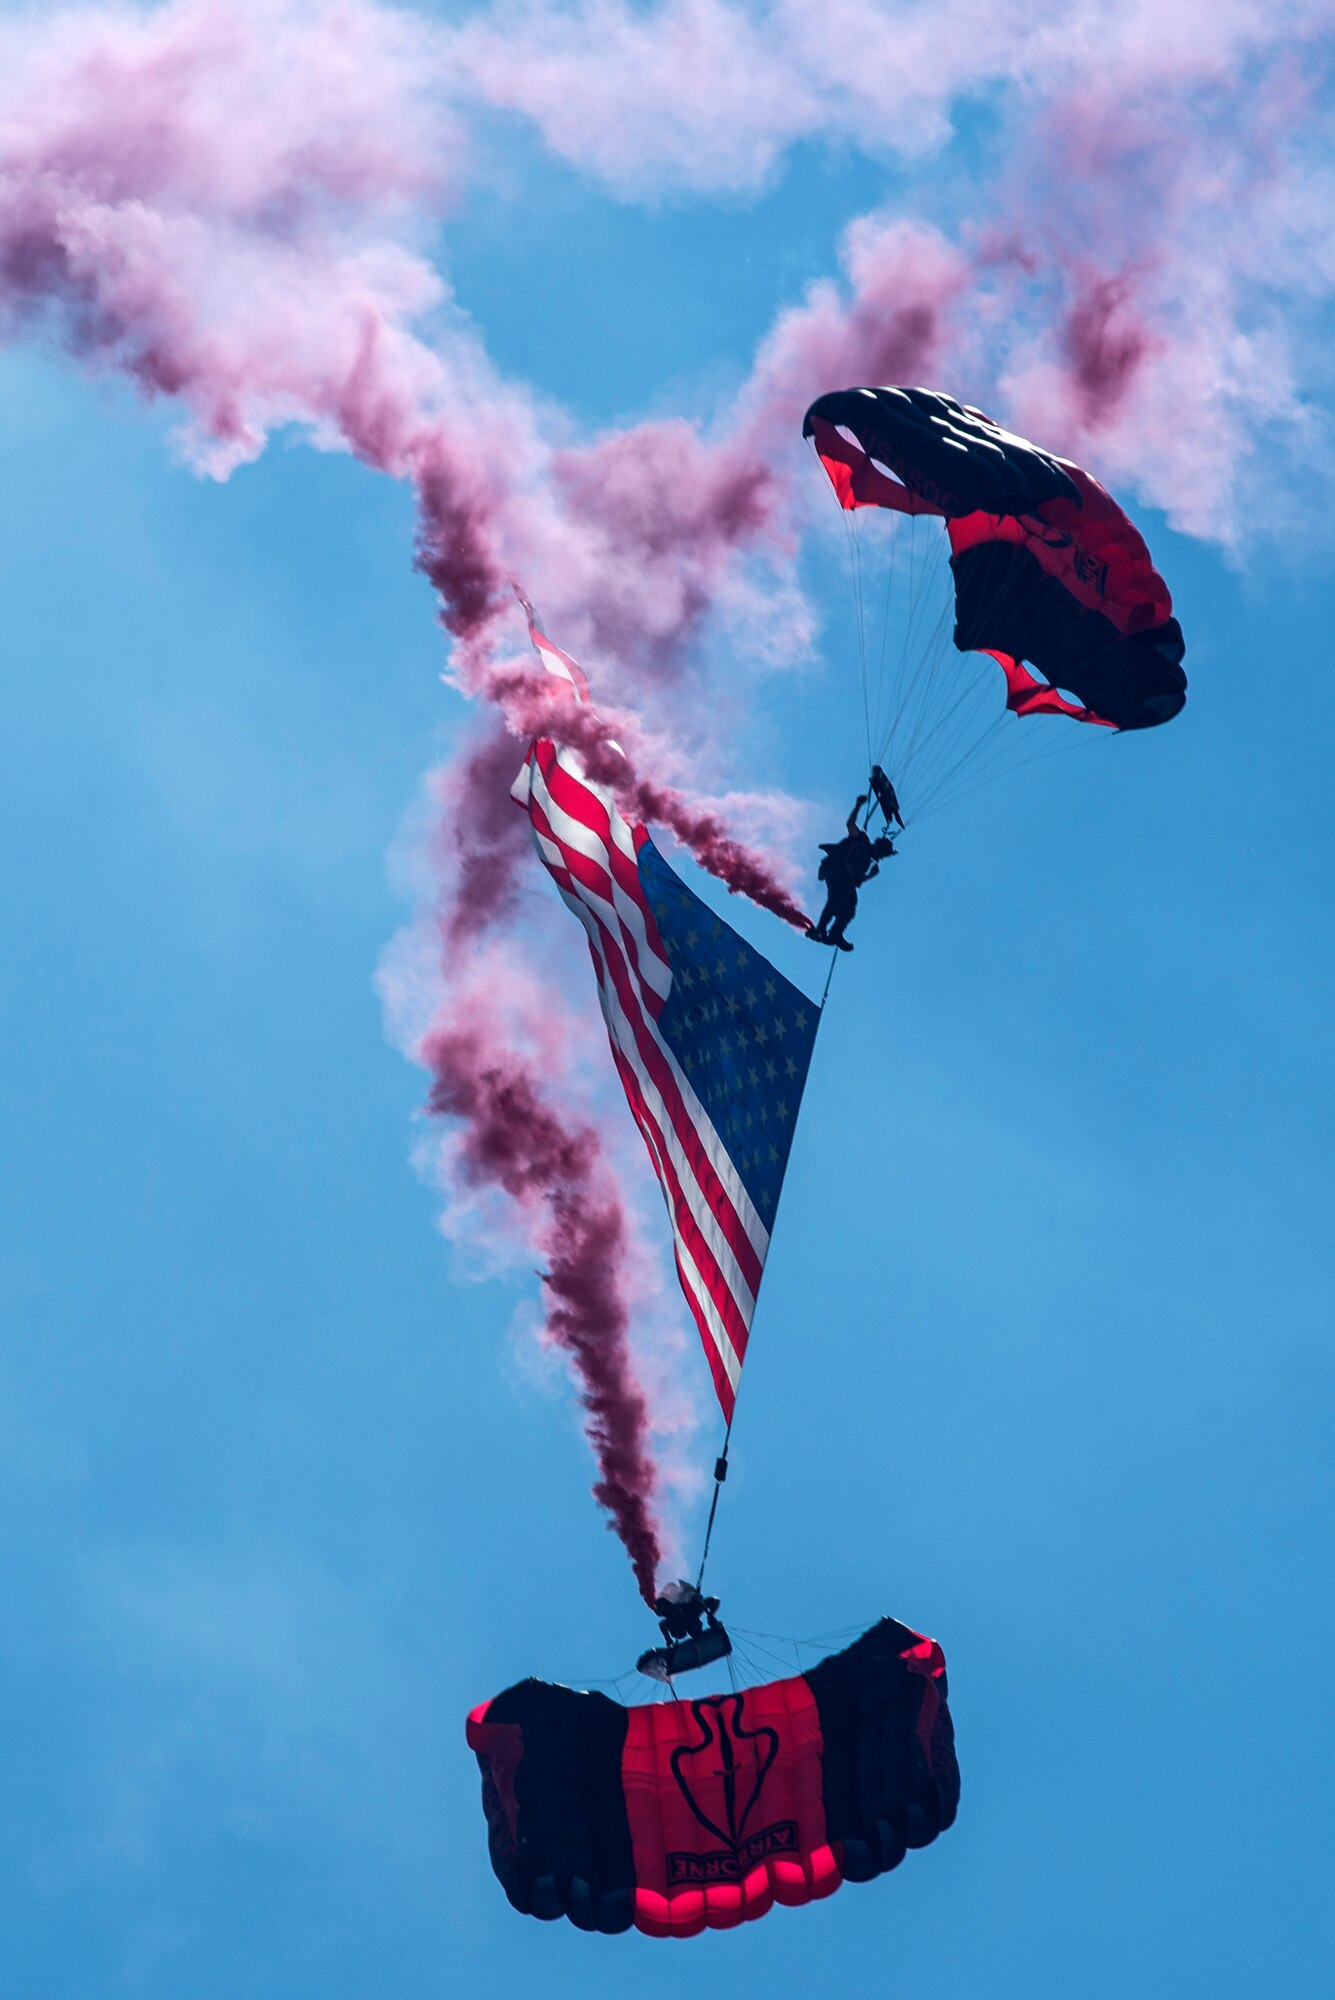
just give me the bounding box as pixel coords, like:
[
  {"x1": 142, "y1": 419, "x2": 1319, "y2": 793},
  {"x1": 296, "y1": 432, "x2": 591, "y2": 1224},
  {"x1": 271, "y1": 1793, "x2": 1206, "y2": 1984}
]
[{"x1": 2, "y1": 27, "x2": 1334, "y2": 2000}]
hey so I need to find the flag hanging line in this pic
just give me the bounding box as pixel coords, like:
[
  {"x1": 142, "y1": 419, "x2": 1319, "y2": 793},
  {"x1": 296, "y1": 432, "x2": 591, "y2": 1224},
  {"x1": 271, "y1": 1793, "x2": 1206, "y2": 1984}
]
[{"x1": 695, "y1": 948, "x2": 836, "y2": 1594}]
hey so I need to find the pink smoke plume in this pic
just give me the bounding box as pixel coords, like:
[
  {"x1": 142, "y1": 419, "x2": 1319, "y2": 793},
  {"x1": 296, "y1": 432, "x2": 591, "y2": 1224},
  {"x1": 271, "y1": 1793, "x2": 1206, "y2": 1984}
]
[
  {"x1": 0, "y1": 0, "x2": 818, "y2": 1596},
  {"x1": 548, "y1": 419, "x2": 779, "y2": 670},
  {"x1": 442, "y1": 0, "x2": 1334, "y2": 544},
  {"x1": 484, "y1": 658, "x2": 810, "y2": 927},
  {"x1": 8, "y1": 0, "x2": 1334, "y2": 1588},
  {"x1": 739, "y1": 215, "x2": 968, "y2": 456},
  {"x1": 421, "y1": 1006, "x2": 662, "y2": 1604},
  {"x1": 433, "y1": 726, "x2": 535, "y2": 951},
  {"x1": 444, "y1": 0, "x2": 1333, "y2": 209},
  {"x1": 1060, "y1": 271, "x2": 1159, "y2": 422},
  {"x1": 5, "y1": 0, "x2": 1325, "y2": 557}
]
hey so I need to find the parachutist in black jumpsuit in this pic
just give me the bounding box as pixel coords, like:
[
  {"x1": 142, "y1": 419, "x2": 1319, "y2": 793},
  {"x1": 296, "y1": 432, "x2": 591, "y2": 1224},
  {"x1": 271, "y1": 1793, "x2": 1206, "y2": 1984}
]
[
  {"x1": 807, "y1": 797, "x2": 897, "y2": 951},
  {"x1": 870, "y1": 764, "x2": 905, "y2": 833},
  {"x1": 654, "y1": 1580, "x2": 722, "y2": 1648}
]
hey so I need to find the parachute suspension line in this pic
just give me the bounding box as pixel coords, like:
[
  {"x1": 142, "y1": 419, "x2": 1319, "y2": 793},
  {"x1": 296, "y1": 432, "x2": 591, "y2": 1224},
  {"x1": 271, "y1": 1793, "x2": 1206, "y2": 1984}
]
[
  {"x1": 893, "y1": 501, "x2": 923, "y2": 754},
  {"x1": 919, "y1": 524, "x2": 1063, "y2": 780},
  {"x1": 876, "y1": 515, "x2": 1067, "y2": 815},
  {"x1": 847, "y1": 510, "x2": 872, "y2": 769},
  {"x1": 818, "y1": 946, "x2": 839, "y2": 1010},
  {"x1": 899, "y1": 644, "x2": 992, "y2": 777},
  {"x1": 911, "y1": 711, "x2": 1099, "y2": 824},
  {"x1": 805, "y1": 386, "x2": 1186, "y2": 830},
  {"x1": 900, "y1": 549, "x2": 957, "y2": 752},
  {"x1": 884, "y1": 499, "x2": 1083, "y2": 815},
  {"x1": 917, "y1": 582, "x2": 1171, "y2": 815},
  {"x1": 903, "y1": 650, "x2": 1006, "y2": 809},
  {"x1": 892, "y1": 591, "x2": 958, "y2": 789},
  {"x1": 694, "y1": 1417, "x2": 732, "y2": 1595},
  {"x1": 806, "y1": 434, "x2": 873, "y2": 774},
  {"x1": 869, "y1": 507, "x2": 901, "y2": 754},
  {"x1": 872, "y1": 522, "x2": 959, "y2": 798},
  {"x1": 907, "y1": 538, "x2": 1097, "y2": 809},
  {"x1": 693, "y1": 955, "x2": 835, "y2": 1597},
  {"x1": 824, "y1": 439, "x2": 873, "y2": 773}
]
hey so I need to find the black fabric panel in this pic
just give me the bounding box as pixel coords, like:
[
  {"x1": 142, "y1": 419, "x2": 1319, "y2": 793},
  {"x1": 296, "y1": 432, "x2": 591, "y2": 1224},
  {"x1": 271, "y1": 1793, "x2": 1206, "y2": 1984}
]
[
  {"x1": 951, "y1": 542, "x2": 1187, "y2": 730},
  {"x1": 803, "y1": 386, "x2": 1080, "y2": 517},
  {"x1": 806, "y1": 1619, "x2": 960, "y2": 1885},
  {"x1": 475, "y1": 1679, "x2": 635, "y2": 1935}
]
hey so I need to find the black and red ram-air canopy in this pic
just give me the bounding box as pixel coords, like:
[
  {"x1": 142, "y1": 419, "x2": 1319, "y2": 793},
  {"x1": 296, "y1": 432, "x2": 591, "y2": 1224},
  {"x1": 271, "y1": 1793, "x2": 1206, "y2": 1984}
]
[
  {"x1": 466, "y1": 1617, "x2": 959, "y2": 1938},
  {"x1": 803, "y1": 385, "x2": 1187, "y2": 733}
]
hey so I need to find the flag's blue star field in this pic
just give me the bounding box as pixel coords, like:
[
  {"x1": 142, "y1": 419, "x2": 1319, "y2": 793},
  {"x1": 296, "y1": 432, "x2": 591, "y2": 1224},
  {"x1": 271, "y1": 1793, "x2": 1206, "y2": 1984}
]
[{"x1": 639, "y1": 838, "x2": 820, "y2": 1230}]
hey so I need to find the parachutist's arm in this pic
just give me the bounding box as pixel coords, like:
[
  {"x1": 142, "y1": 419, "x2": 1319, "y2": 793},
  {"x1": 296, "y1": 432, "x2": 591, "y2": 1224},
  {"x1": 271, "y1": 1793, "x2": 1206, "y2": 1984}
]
[{"x1": 846, "y1": 795, "x2": 868, "y2": 835}]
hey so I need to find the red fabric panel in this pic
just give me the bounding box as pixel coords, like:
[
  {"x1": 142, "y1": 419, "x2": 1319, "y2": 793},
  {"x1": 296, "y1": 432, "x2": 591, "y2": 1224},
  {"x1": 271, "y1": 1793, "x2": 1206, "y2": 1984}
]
[
  {"x1": 897, "y1": 1636, "x2": 948, "y2": 1764},
  {"x1": 465, "y1": 1703, "x2": 523, "y2": 1842},
  {"x1": 528, "y1": 750, "x2": 765, "y2": 1303},
  {"x1": 808, "y1": 416, "x2": 946, "y2": 517},
  {"x1": 607, "y1": 1038, "x2": 742, "y2": 1417},
  {"x1": 947, "y1": 463, "x2": 1174, "y2": 641},
  {"x1": 622, "y1": 1680, "x2": 840, "y2": 1937},
  {"x1": 983, "y1": 648, "x2": 1114, "y2": 726},
  {"x1": 1038, "y1": 464, "x2": 1174, "y2": 628}
]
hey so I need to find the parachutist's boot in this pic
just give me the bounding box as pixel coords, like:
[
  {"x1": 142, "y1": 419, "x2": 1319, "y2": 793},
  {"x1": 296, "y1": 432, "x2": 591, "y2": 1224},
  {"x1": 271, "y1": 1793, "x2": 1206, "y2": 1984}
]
[{"x1": 833, "y1": 935, "x2": 854, "y2": 952}]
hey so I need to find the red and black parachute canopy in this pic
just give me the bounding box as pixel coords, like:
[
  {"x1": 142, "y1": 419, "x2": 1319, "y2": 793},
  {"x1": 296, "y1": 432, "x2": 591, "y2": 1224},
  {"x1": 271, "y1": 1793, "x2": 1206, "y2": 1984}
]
[
  {"x1": 803, "y1": 385, "x2": 1186, "y2": 733},
  {"x1": 466, "y1": 1618, "x2": 958, "y2": 1938}
]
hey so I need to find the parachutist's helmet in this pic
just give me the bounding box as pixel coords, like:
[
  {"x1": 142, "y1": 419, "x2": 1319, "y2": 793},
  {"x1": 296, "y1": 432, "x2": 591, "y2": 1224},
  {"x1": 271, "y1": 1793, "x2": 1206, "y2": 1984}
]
[{"x1": 655, "y1": 1578, "x2": 697, "y2": 1609}]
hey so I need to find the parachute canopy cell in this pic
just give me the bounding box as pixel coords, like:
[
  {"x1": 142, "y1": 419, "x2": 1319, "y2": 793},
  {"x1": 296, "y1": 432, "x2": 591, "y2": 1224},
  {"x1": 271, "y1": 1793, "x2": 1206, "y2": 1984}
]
[
  {"x1": 465, "y1": 1617, "x2": 959, "y2": 1938},
  {"x1": 803, "y1": 385, "x2": 1187, "y2": 732}
]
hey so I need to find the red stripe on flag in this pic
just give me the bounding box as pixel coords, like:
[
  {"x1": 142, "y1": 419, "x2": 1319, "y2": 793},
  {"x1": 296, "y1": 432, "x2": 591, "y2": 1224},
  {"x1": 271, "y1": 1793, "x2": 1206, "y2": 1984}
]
[
  {"x1": 531, "y1": 777, "x2": 764, "y2": 1303},
  {"x1": 528, "y1": 789, "x2": 759, "y2": 1362}
]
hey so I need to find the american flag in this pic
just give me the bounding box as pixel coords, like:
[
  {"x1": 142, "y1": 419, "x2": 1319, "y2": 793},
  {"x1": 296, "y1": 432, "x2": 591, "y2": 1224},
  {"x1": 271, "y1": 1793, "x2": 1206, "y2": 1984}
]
[{"x1": 511, "y1": 609, "x2": 820, "y2": 1419}]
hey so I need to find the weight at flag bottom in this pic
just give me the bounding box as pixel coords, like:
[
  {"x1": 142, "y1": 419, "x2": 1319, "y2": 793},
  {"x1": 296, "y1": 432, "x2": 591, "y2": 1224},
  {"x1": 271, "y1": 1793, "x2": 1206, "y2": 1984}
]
[{"x1": 510, "y1": 612, "x2": 818, "y2": 1418}]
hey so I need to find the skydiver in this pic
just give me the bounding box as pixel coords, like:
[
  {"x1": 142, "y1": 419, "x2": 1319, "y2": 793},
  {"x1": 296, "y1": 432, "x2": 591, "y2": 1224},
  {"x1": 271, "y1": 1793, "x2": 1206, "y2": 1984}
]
[
  {"x1": 870, "y1": 763, "x2": 905, "y2": 833},
  {"x1": 806, "y1": 795, "x2": 896, "y2": 951},
  {"x1": 654, "y1": 1579, "x2": 722, "y2": 1648}
]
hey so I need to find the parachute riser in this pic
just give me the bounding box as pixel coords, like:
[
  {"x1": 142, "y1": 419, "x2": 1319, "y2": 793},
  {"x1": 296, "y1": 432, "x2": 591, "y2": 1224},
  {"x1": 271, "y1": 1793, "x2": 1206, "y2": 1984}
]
[{"x1": 694, "y1": 1426, "x2": 731, "y2": 1596}]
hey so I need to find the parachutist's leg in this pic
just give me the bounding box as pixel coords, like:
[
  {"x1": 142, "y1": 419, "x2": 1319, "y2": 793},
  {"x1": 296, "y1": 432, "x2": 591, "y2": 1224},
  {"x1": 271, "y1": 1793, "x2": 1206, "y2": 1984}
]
[
  {"x1": 826, "y1": 889, "x2": 858, "y2": 948},
  {"x1": 806, "y1": 892, "x2": 838, "y2": 942}
]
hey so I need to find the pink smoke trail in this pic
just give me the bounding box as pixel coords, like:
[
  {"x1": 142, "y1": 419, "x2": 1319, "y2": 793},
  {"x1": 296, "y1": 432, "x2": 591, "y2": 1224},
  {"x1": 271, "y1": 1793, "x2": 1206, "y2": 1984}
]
[
  {"x1": 484, "y1": 658, "x2": 811, "y2": 927},
  {"x1": 443, "y1": 0, "x2": 1335, "y2": 543},
  {"x1": 0, "y1": 0, "x2": 820, "y2": 1598},
  {"x1": 421, "y1": 1008, "x2": 662, "y2": 1604},
  {"x1": 13, "y1": 0, "x2": 1325, "y2": 1589},
  {"x1": 1060, "y1": 270, "x2": 1159, "y2": 422},
  {"x1": 384, "y1": 767, "x2": 675, "y2": 1594},
  {"x1": 433, "y1": 726, "x2": 536, "y2": 952},
  {"x1": 0, "y1": 14, "x2": 988, "y2": 1604}
]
